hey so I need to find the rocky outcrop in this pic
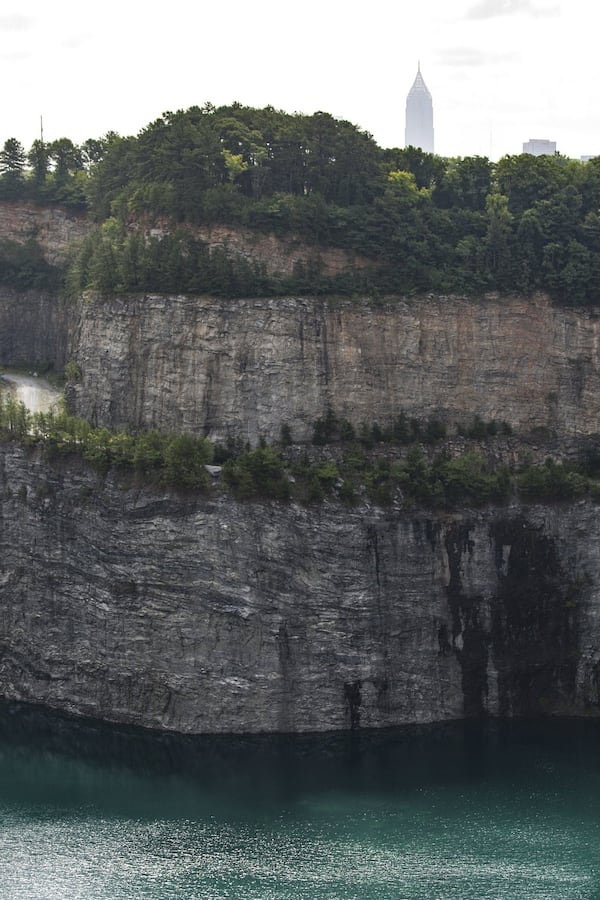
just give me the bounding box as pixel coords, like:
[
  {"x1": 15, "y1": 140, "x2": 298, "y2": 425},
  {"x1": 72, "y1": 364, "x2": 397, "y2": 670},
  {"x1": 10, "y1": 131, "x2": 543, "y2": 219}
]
[
  {"x1": 0, "y1": 446, "x2": 597, "y2": 733},
  {"x1": 68, "y1": 292, "x2": 600, "y2": 444},
  {"x1": 145, "y1": 220, "x2": 372, "y2": 278},
  {"x1": 0, "y1": 203, "x2": 91, "y2": 265},
  {"x1": 0, "y1": 202, "x2": 369, "y2": 277}
]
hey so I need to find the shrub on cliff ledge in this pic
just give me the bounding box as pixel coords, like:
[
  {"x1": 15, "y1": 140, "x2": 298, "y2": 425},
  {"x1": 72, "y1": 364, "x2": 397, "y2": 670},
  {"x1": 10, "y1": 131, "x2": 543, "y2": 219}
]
[
  {"x1": 223, "y1": 447, "x2": 290, "y2": 500},
  {"x1": 163, "y1": 433, "x2": 212, "y2": 489},
  {"x1": 517, "y1": 459, "x2": 587, "y2": 500}
]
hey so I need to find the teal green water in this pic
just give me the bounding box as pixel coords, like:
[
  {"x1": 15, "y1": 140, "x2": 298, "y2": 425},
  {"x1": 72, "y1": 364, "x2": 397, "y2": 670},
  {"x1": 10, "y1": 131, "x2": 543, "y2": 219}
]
[{"x1": 0, "y1": 707, "x2": 599, "y2": 898}]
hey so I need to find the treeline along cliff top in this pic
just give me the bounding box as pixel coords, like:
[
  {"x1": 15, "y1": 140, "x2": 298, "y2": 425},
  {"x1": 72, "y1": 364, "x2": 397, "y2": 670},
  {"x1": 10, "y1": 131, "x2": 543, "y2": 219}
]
[{"x1": 1, "y1": 102, "x2": 600, "y2": 302}]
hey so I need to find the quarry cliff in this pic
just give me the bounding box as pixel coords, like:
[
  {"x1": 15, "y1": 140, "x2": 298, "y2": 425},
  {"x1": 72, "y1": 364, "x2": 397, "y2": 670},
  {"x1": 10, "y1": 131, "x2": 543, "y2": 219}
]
[
  {"x1": 66, "y1": 291, "x2": 600, "y2": 445},
  {"x1": 3, "y1": 285, "x2": 600, "y2": 447},
  {"x1": 2, "y1": 203, "x2": 600, "y2": 733},
  {"x1": 0, "y1": 445, "x2": 597, "y2": 733}
]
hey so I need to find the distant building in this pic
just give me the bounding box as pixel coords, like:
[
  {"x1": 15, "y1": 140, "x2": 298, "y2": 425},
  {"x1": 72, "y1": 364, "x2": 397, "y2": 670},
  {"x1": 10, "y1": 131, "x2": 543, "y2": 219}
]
[
  {"x1": 405, "y1": 64, "x2": 434, "y2": 153},
  {"x1": 522, "y1": 138, "x2": 557, "y2": 156}
]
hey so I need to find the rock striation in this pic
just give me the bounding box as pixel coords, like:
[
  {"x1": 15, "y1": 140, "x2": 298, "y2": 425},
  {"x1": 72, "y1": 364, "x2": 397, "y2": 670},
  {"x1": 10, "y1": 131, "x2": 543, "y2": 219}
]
[
  {"x1": 0, "y1": 446, "x2": 598, "y2": 733},
  {"x1": 68, "y1": 292, "x2": 600, "y2": 444},
  {"x1": 0, "y1": 287, "x2": 67, "y2": 371}
]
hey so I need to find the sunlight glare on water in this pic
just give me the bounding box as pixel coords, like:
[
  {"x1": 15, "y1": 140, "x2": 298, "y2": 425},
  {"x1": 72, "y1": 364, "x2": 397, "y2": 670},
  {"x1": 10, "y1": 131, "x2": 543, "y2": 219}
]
[{"x1": 0, "y1": 708, "x2": 598, "y2": 898}]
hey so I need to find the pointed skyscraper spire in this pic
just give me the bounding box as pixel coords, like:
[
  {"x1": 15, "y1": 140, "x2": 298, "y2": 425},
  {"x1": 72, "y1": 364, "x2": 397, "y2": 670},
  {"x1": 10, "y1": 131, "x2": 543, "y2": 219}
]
[
  {"x1": 405, "y1": 64, "x2": 434, "y2": 152},
  {"x1": 408, "y1": 64, "x2": 432, "y2": 100}
]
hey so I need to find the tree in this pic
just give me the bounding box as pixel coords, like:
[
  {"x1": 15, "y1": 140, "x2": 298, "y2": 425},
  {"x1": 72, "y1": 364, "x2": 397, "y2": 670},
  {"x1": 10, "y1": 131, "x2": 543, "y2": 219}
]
[
  {"x1": 484, "y1": 192, "x2": 514, "y2": 285},
  {"x1": 514, "y1": 207, "x2": 546, "y2": 291},
  {"x1": 495, "y1": 153, "x2": 568, "y2": 215},
  {"x1": 0, "y1": 138, "x2": 26, "y2": 177},
  {"x1": 27, "y1": 139, "x2": 49, "y2": 187},
  {"x1": 222, "y1": 148, "x2": 248, "y2": 183},
  {"x1": 0, "y1": 138, "x2": 27, "y2": 199},
  {"x1": 163, "y1": 433, "x2": 212, "y2": 489},
  {"x1": 436, "y1": 156, "x2": 492, "y2": 211},
  {"x1": 81, "y1": 137, "x2": 107, "y2": 169},
  {"x1": 382, "y1": 146, "x2": 446, "y2": 191},
  {"x1": 48, "y1": 138, "x2": 83, "y2": 184}
]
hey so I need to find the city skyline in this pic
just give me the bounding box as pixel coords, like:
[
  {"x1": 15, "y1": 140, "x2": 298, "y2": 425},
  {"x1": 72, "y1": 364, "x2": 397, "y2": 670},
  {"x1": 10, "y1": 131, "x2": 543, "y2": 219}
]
[
  {"x1": 0, "y1": 0, "x2": 597, "y2": 162},
  {"x1": 404, "y1": 70, "x2": 565, "y2": 160}
]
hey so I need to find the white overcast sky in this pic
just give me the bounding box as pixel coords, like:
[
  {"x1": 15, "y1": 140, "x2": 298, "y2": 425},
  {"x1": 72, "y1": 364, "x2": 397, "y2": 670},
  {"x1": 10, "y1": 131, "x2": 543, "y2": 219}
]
[{"x1": 0, "y1": 0, "x2": 596, "y2": 161}]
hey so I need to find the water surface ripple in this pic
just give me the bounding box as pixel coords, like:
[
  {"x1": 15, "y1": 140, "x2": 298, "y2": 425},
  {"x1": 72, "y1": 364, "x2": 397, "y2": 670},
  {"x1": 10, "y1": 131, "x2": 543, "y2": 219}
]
[{"x1": 0, "y1": 706, "x2": 598, "y2": 898}]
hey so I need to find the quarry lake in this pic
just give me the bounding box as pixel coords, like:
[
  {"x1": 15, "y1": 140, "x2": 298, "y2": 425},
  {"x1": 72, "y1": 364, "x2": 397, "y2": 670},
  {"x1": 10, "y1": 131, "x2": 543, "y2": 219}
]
[{"x1": 0, "y1": 707, "x2": 598, "y2": 898}]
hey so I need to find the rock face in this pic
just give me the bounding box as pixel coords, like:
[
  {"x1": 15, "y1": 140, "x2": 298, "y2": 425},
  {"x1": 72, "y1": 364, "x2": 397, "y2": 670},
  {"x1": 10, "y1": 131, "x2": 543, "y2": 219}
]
[
  {"x1": 3, "y1": 207, "x2": 600, "y2": 735},
  {"x1": 0, "y1": 203, "x2": 91, "y2": 266},
  {"x1": 0, "y1": 446, "x2": 597, "y2": 734},
  {"x1": 151, "y1": 221, "x2": 372, "y2": 278},
  {"x1": 0, "y1": 287, "x2": 67, "y2": 371},
  {"x1": 0, "y1": 202, "x2": 368, "y2": 276},
  {"x1": 69, "y1": 292, "x2": 600, "y2": 444}
]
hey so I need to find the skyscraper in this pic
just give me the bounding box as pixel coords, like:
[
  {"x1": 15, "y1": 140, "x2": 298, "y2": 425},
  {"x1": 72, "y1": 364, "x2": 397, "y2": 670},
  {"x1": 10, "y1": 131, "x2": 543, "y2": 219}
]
[
  {"x1": 522, "y1": 138, "x2": 557, "y2": 156},
  {"x1": 405, "y1": 64, "x2": 434, "y2": 153}
]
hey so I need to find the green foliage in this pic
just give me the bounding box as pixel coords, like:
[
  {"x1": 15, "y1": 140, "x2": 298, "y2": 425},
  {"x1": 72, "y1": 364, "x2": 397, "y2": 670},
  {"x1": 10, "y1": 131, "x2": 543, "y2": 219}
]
[
  {"x1": 431, "y1": 452, "x2": 510, "y2": 506},
  {"x1": 312, "y1": 408, "x2": 340, "y2": 444},
  {"x1": 346, "y1": 448, "x2": 510, "y2": 508},
  {"x1": 0, "y1": 403, "x2": 213, "y2": 491},
  {"x1": 0, "y1": 239, "x2": 62, "y2": 291},
  {"x1": 67, "y1": 225, "x2": 274, "y2": 298},
  {"x1": 0, "y1": 138, "x2": 27, "y2": 198},
  {"x1": 0, "y1": 391, "x2": 31, "y2": 439},
  {"x1": 287, "y1": 445, "x2": 513, "y2": 509},
  {"x1": 517, "y1": 458, "x2": 587, "y2": 501},
  {"x1": 423, "y1": 419, "x2": 447, "y2": 444},
  {"x1": 27, "y1": 140, "x2": 49, "y2": 187},
  {"x1": 4, "y1": 104, "x2": 600, "y2": 301},
  {"x1": 313, "y1": 409, "x2": 447, "y2": 448},
  {"x1": 133, "y1": 429, "x2": 165, "y2": 476},
  {"x1": 458, "y1": 416, "x2": 509, "y2": 440},
  {"x1": 2, "y1": 393, "x2": 600, "y2": 509},
  {"x1": 163, "y1": 433, "x2": 212, "y2": 489},
  {"x1": 315, "y1": 460, "x2": 340, "y2": 492},
  {"x1": 0, "y1": 138, "x2": 26, "y2": 175},
  {"x1": 63, "y1": 360, "x2": 81, "y2": 382},
  {"x1": 222, "y1": 447, "x2": 290, "y2": 499}
]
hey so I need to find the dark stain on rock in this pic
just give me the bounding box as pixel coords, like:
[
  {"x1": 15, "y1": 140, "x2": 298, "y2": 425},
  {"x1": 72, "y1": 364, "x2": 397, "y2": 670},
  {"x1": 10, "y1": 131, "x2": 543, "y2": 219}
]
[
  {"x1": 366, "y1": 526, "x2": 381, "y2": 588},
  {"x1": 374, "y1": 675, "x2": 390, "y2": 711},
  {"x1": 277, "y1": 623, "x2": 291, "y2": 664},
  {"x1": 321, "y1": 314, "x2": 330, "y2": 385},
  {"x1": 425, "y1": 519, "x2": 442, "y2": 551},
  {"x1": 490, "y1": 517, "x2": 580, "y2": 716},
  {"x1": 573, "y1": 358, "x2": 586, "y2": 402},
  {"x1": 437, "y1": 623, "x2": 453, "y2": 657},
  {"x1": 445, "y1": 523, "x2": 489, "y2": 717},
  {"x1": 112, "y1": 579, "x2": 137, "y2": 598},
  {"x1": 588, "y1": 659, "x2": 600, "y2": 710},
  {"x1": 344, "y1": 680, "x2": 362, "y2": 729}
]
